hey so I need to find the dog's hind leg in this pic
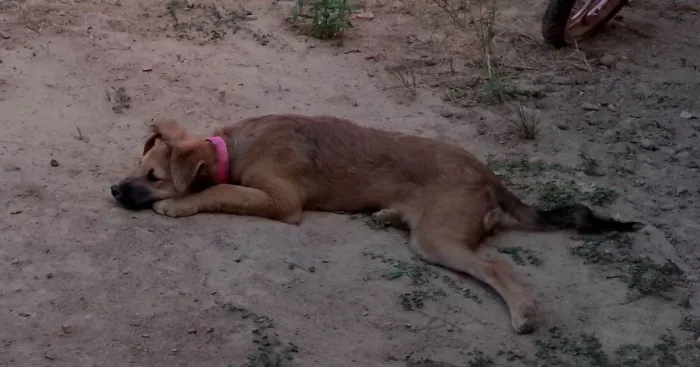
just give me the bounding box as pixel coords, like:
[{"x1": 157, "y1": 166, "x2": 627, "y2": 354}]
[{"x1": 407, "y1": 193, "x2": 537, "y2": 334}]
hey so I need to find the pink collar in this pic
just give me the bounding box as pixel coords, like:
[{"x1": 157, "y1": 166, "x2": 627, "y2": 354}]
[{"x1": 206, "y1": 136, "x2": 229, "y2": 184}]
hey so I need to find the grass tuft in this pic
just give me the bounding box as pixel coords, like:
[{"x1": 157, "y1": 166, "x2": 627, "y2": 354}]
[{"x1": 291, "y1": 0, "x2": 356, "y2": 39}]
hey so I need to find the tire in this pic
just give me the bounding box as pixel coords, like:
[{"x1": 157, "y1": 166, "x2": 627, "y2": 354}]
[
  {"x1": 541, "y1": 0, "x2": 628, "y2": 48},
  {"x1": 542, "y1": 0, "x2": 577, "y2": 48}
]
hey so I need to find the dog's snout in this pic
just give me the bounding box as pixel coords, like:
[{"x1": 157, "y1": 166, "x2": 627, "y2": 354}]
[
  {"x1": 110, "y1": 181, "x2": 153, "y2": 210},
  {"x1": 110, "y1": 184, "x2": 121, "y2": 199}
]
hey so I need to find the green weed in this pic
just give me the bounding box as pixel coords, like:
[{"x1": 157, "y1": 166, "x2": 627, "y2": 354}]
[
  {"x1": 614, "y1": 334, "x2": 698, "y2": 367},
  {"x1": 218, "y1": 302, "x2": 299, "y2": 367},
  {"x1": 507, "y1": 102, "x2": 540, "y2": 140},
  {"x1": 468, "y1": 349, "x2": 494, "y2": 367},
  {"x1": 291, "y1": 0, "x2": 356, "y2": 39},
  {"x1": 538, "y1": 181, "x2": 620, "y2": 209},
  {"x1": 498, "y1": 246, "x2": 542, "y2": 266},
  {"x1": 535, "y1": 327, "x2": 699, "y2": 367},
  {"x1": 538, "y1": 181, "x2": 579, "y2": 209},
  {"x1": 534, "y1": 328, "x2": 608, "y2": 366},
  {"x1": 399, "y1": 289, "x2": 446, "y2": 311},
  {"x1": 479, "y1": 76, "x2": 517, "y2": 103},
  {"x1": 573, "y1": 233, "x2": 684, "y2": 300},
  {"x1": 363, "y1": 251, "x2": 482, "y2": 304}
]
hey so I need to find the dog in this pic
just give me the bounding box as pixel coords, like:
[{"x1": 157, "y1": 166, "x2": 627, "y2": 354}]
[{"x1": 111, "y1": 114, "x2": 643, "y2": 334}]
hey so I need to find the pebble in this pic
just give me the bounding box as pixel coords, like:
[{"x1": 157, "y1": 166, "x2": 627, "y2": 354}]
[
  {"x1": 50, "y1": 159, "x2": 59, "y2": 167},
  {"x1": 610, "y1": 142, "x2": 631, "y2": 154},
  {"x1": 639, "y1": 138, "x2": 658, "y2": 151},
  {"x1": 582, "y1": 103, "x2": 599, "y2": 111},
  {"x1": 602, "y1": 129, "x2": 618, "y2": 143},
  {"x1": 352, "y1": 11, "x2": 374, "y2": 20},
  {"x1": 598, "y1": 53, "x2": 617, "y2": 66},
  {"x1": 631, "y1": 83, "x2": 654, "y2": 100},
  {"x1": 680, "y1": 110, "x2": 695, "y2": 119},
  {"x1": 513, "y1": 80, "x2": 543, "y2": 97},
  {"x1": 556, "y1": 123, "x2": 569, "y2": 130},
  {"x1": 676, "y1": 187, "x2": 689, "y2": 196},
  {"x1": 618, "y1": 118, "x2": 640, "y2": 133},
  {"x1": 675, "y1": 151, "x2": 690, "y2": 160},
  {"x1": 440, "y1": 110, "x2": 453, "y2": 118}
]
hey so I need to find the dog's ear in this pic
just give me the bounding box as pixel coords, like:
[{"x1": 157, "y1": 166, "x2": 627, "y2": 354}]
[
  {"x1": 151, "y1": 120, "x2": 187, "y2": 146},
  {"x1": 169, "y1": 140, "x2": 208, "y2": 192},
  {"x1": 142, "y1": 133, "x2": 159, "y2": 156}
]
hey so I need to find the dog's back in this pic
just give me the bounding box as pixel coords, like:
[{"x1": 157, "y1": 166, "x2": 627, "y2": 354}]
[{"x1": 219, "y1": 114, "x2": 495, "y2": 214}]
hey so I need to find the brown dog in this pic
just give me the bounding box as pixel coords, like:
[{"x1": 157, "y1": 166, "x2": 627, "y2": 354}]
[{"x1": 111, "y1": 114, "x2": 643, "y2": 334}]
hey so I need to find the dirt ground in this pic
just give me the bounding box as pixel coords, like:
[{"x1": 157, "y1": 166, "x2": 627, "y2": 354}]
[{"x1": 1, "y1": 0, "x2": 700, "y2": 366}]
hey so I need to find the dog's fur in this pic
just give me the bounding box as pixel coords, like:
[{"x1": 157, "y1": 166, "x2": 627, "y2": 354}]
[{"x1": 111, "y1": 114, "x2": 644, "y2": 334}]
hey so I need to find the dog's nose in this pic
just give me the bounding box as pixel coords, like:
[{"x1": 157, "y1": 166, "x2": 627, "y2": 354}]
[{"x1": 110, "y1": 185, "x2": 121, "y2": 199}]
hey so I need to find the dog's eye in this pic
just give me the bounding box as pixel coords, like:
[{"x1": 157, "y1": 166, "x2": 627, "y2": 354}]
[{"x1": 147, "y1": 169, "x2": 161, "y2": 182}]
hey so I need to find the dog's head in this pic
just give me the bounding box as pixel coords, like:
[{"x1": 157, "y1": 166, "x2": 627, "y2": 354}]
[{"x1": 111, "y1": 120, "x2": 216, "y2": 210}]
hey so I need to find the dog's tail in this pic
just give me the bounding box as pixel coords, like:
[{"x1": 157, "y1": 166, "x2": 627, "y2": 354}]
[{"x1": 493, "y1": 183, "x2": 644, "y2": 233}]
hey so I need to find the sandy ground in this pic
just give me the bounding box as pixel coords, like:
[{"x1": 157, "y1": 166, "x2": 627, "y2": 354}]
[{"x1": 1, "y1": 0, "x2": 700, "y2": 366}]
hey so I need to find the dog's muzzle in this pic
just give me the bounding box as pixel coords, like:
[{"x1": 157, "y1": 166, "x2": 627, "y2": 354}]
[{"x1": 110, "y1": 181, "x2": 154, "y2": 210}]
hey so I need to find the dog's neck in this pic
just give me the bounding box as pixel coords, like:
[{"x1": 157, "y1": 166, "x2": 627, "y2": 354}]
[{"x1": 205, "y1": 136, "x2": 229, "y2": 184}]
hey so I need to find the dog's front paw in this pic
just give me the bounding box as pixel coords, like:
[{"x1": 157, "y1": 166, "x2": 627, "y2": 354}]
[
  {"x1": 152, "y1": 199, "x2": 197, "y2": 218},
  {"x1": 370, "y1": 209, "x2": 407, "y2": 230}
]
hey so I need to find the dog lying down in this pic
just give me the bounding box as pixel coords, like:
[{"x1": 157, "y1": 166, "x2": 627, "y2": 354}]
[{"x1": 111, "y1": 114, "x2": 643, "y2": 334}]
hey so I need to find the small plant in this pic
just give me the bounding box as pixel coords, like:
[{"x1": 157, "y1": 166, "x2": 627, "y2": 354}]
[
  {"x1": 167, "y1": 0, "x2": 184, "y2": 22},
  {"x1": 507, "y1": 102, "x2": 540, "y2": 140},
  {"x1": 538, "y1": 181, "x2": 578, "y2": 209},
  {"x1": 535, "y1": 327, "x2": 699, "y2": 367},
  {"x1": 679, "y1": 315, "x2": 700, "y2": 337},
  {"x1": 498, "y1": 246, "x2": 542, "y2": 266},
  {"x1": 218, "y1": 303, "x2": 298, "y2": 367},
  {"x1": 535, "y1": 328, "x2": 609, "y2": 366},
  {"x1": 469, "y1": 349, "x2": 494, "y2": 367},
  {"x1": 363, "y1": 251, "x2": 482, "y2": 304},
  {"x1": 441, "y1": 275, "x2": 482, "y2": 304},
  {"x1": 538, "y1": 181, "x2": 621, "y2": 209},
  {"x1": 349, "y1": 213, "x2": 392, "y2": 231},
  {"x1": 488, "y1": 158, "x2": 564, "y2": 176},
  {"x1": 386, "y1": 65, "x2": 418, "y2": 98},
  {"x1": 480, "y1": 76, "x2": 516, "y2": 103},
  {"x1": 432, "y1": 0, "x2": 500, "y2": 77},
  {"x1": 583, "y1": 187, "x2": 619, "y2": 207},
  {"x1": 472, "y1": 0, "x2": 498, "y2": 78},
  {"x1": 572, "y1": 233, "x2": 685, "y2": 300},
  {"x1": 399, "y1": 289, "x2": 446, "y2": 311},
  {"x1": 614, "y1": 334, "x2": 696, "y2": 366},
  {"x1": 165, "y1": 1, "x2": 246, "y2": 42},
  {"x1": 291, "y1": 0, "x2": 356, "y2": 39},
  {"x1": 362, "y1": 251, "x2": 438, "y2": 285}
]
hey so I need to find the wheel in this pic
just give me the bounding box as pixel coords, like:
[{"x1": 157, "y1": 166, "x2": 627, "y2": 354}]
[{"x1": 542, "y1": 0, "x2": 629, "y2": 48}]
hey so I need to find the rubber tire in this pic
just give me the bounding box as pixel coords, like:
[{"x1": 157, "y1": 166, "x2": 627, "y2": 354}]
[{"x1": 541, "y1": 0, "x2": 627, "y2": 49}]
